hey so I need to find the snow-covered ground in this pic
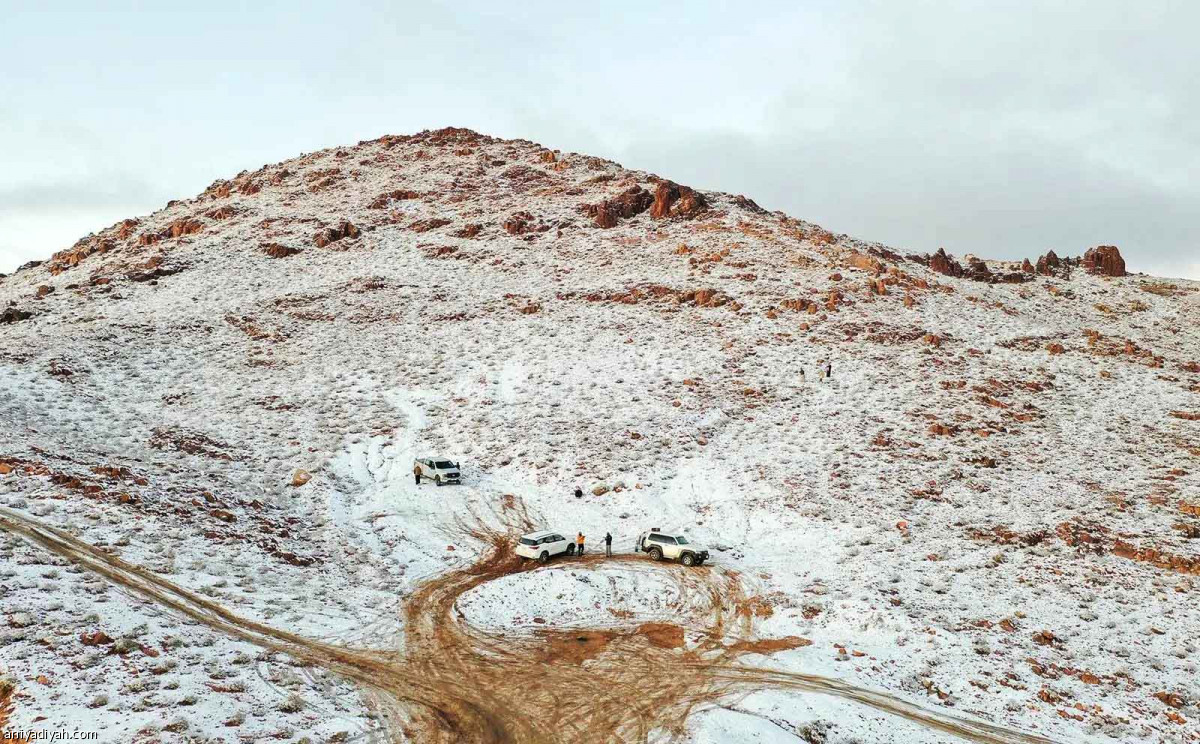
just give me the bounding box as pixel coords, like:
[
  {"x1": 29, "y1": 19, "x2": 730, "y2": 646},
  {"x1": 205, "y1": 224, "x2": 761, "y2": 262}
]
[{"x1": 2, "y1": 127, "x2": 1198, "y2": 742}]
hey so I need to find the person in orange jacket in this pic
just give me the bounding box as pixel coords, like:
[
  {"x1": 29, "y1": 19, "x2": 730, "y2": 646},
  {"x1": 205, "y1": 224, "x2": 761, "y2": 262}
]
[
  {"x1": 413, "y1": 463, "x2": 422, "y2": 485},
  {"x1": 576, "y1": 532, "x2": 585, "y2": 556}
]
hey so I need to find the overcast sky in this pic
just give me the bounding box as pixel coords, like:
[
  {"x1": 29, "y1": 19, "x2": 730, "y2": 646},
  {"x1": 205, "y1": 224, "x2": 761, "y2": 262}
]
[{"x1": 2, "y1": 1, "x2": 1197, "y2": 278}]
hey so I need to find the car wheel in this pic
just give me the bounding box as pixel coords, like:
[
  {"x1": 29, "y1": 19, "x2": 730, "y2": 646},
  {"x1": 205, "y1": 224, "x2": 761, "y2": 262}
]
[
  {"x1": 538, "y1": 551, "x2": 549, "y2": 564},
  {"x1": 681, "y1": 553, "x2": 696, "y2": 567},
  {"x1": 566, "y1": 544, "x2": 575, "y2": 556},
  {"x1": 649, "y1": 547, "x2": 662, "y2": 561},
  {"x1": 435, "y1": 476, "x2": 442, "y2": 487}
]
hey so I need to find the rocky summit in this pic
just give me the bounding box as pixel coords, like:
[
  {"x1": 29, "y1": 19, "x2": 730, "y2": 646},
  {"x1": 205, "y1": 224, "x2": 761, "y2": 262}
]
[{"x1": 1, "y1": 127, "x2": 1198, "y2": 743}]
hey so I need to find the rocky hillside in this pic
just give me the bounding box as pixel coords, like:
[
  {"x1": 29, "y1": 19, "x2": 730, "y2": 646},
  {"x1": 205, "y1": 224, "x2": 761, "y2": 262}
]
[{"x1": 1, "y1": 127, "x2": 1198, "y2": 743}]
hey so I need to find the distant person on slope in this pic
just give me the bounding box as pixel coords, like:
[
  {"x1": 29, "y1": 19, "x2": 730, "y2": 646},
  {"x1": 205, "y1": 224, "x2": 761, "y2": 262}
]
[
  {"x1": 576, "y1": 532, "x2": 585, "y2": 556},
  {"x1": 825, "y1": 361, "x2": 832, "y2": 380},
  {"x1": 798, "y1": 367, "x2": 806, "y2": 385},
  {"x1": 413, "y1": 463, "x2": 421, "y2": 485},
  {"x1": 574, "y1": 487, "x2": 583, "y2": 499},
  {"x1": 605, "y1": 532, "x2": 613, "y2": 557}
]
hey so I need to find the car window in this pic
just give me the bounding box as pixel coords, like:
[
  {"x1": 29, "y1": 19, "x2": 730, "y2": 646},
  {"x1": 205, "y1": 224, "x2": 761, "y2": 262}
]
[
  {"x1": 549, "y1": 535, "x2": 561, "y2": 542},
  {"x1": 434, "y1": 460, "x2": 454, "y2": 469},
  {"x1": 675, "y1": 536, "x2": 688, "y2": 545},
  {"x1": 648, "y1": 535, "x2": 664, "y2": 543},
  {"x1": 519, "y1": 537, "x2": 538, "y2": 546}
]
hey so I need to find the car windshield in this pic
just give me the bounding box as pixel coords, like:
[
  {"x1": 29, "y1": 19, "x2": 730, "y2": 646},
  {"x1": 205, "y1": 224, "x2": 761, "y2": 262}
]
[
  {"x1": 434, "y1": 460, "x2": 455, "y2": 469},
  {"x1": 519, "y1": 537, "x2": 538, "y2": 546},
  {"x1": 675, "y1": 536, "x2": 689, "y2": 545}
]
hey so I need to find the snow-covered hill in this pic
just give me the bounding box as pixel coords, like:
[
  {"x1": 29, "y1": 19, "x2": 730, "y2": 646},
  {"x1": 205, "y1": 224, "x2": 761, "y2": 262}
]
[{"x1": 1, "y1": 127, "x2": 1198, "y2": 743}]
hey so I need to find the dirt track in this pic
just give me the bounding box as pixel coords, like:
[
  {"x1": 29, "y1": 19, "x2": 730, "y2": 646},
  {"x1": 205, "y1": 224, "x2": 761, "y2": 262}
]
[{"x1": 0, "y1": 505, "x2": 1058, "y2": 743}]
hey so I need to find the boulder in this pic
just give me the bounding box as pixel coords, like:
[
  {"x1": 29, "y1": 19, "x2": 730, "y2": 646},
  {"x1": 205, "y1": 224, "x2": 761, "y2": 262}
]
[
  {"x1": 0, "y1": 307, "x2": 33, "y2": 324},
  {"x1": 261, "y1": 243, "x2": 301, "y2": 259},
  {"x1": 1081, "y1": 245, "x2": 1126, "y2": 277},
  {"x1": 291, "y1": 469, "x2": 312, "y2": 487},
  {"x1": 1021, "y1": 258, "x2": 1035, "y2": 273}
]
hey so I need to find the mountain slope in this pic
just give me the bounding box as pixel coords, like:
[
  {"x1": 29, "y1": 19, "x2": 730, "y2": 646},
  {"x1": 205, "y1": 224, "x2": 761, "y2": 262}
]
[{"x1": 1, "y1": 127, "x2": 1198, "y2": 743}]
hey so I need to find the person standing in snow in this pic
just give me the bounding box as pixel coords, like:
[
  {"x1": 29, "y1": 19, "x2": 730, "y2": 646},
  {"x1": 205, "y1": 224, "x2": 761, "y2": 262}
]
[
  {"x1": 574, "y1": 487, "x2": 583, "y2": 499},
  {"x1": 604, "y1": 532, "x2": 612, "y2": 557},
  {"x1": 798, "y1": 367, "x2": 806, "y2": 385},
  {"x1": 576, "y1": 532, "x2": 585, "y2": 556},
  {"x1": 825, "y1": 361, "x2": 832, "y2": 380},
  {"x1": 413, "y1": 463, "x2": 422, "y2": 485}
]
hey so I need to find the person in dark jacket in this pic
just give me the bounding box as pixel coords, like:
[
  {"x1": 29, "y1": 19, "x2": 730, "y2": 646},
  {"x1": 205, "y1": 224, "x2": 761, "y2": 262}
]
[
  {"x1": 574, "y1": 487, "x2": 583, "y2": 499},
  {"x1": 825, "y1": 361, "x2": 832, "y2": 379},
  {"x1": 604, "y1": 532, "x2": 613, "y2": 557}
]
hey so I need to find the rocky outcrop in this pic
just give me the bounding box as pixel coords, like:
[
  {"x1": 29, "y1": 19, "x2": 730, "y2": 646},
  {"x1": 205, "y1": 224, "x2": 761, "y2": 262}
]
[
  {"x1": 313, "y1": 221, "x2": 360, "y2": 247},
  {"x1": 650, "y1": 181, "x2": 707, "y2": 219},
  {"x1": 845, "y1": 252, "x2": 884, "y2": 274},
  {"x1": 453, "y1": 224, "x2": 483, "y2": 238},
  {"x1": 1081, "y1": 245, "x2": 1126, "y2": 277},
  {"x1": 582, "y1": 187, "x2": 654, "y2": 228},
  {"x1": 732, "y1": 195, "x2": 767, "y2": 214},
  {"x1": 929, "y1": 248, "x2": 963, "y2": 278},
  {"x1": 1022, "y1": 258, "x2": 1035, "y2": 273},
  {"x1": 502, "y1": 211, "x2": 550, "y2": 235},
  {"x1": 965, "y1": 257, "x2": 992, "y2": 282},
  {"x1": 1036, "y1": 250, "x2": 1062, "y2": 276}
]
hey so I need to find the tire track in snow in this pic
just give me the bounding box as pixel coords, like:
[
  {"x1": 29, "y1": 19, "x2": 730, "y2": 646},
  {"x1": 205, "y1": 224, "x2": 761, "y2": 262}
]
[{"x1": 0, "y1": 506, "x2": 1058, "y2": 744}]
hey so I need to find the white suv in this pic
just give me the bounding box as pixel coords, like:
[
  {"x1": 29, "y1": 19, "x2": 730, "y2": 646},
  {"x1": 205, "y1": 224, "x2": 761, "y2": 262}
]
[
  {"x1": 635, "y1": 529, "x2": 709, "y2": 566},
  {"x1": 515, "y1": 531, "x2": 576, "y2": 564},
  {"x1": 414, "y1": 457, "x2": 461, "y2": 486}
]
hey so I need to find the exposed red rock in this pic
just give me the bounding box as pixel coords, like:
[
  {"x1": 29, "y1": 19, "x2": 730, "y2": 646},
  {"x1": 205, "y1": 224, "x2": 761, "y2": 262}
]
[
  {"x1": 502, "y1": 211, "x2": 550, "y2": 235},
  {"x1": 582, "y1": 187, "x2": 654, "y2": 228},
  {"x1": 846, "y1": 252, "x2": 884, "y2": 274},
  {"x1": 650, "y1": 181, "x2": 708, "y2": 219},
  {"x1": 732, "y1": 195, "x2": 767, "y2": 214},
  {"x1": 453, "y1": 224, "x2": 483, "y2": 238},
  {"x1": 929, "y1": 248, "x2": 963, "y2": 278},
  {"x1": 205, "y1": 206, "x2": 238, "y2": 221},
  {"x1": 261, "y1": 243, "x2": 301, "y2": 259},
  {"x1": 965, "y1": 258, "x2": 992, "y2": 282},
  {"x1": 313, "y1": 221, "x2": 360, "y2": 247},
  {"x1": 1036, "y1": 251, "x2": 1062, "y2": 276},
  {"x1": 369, "y1": 189, "x2": 422, "y2": 209},
  {"x1": 1081, "y1": 245, "x2": 1126, "y2": 277},
  {"x1": 410, "y1": 218, "x2": 452, "y2": 233},
  {"x1": 167, "y1": 219, "x2": 204, "y2": 238}
]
